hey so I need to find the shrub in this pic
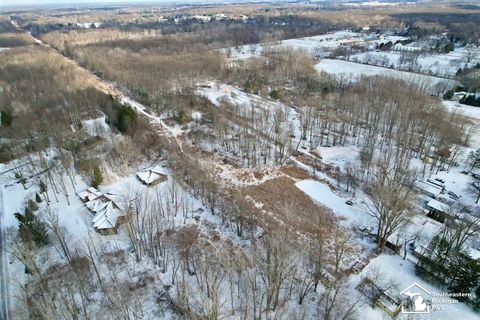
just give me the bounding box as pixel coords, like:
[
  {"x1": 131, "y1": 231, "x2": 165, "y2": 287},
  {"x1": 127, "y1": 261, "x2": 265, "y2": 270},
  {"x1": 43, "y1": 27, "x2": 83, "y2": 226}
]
[{"x1": 270, "y1": 89, "x2": 280, "y2": 100}]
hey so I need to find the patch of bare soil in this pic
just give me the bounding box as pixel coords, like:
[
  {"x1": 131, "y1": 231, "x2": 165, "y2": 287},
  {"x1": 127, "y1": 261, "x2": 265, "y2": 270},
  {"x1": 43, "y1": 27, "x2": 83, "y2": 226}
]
[
  {"x1": 279, "y1": 165, "x2": 312, "y2": 180},
  {"x1": 242, "y1": 175, "x2": 370, "y2": 275},
  {"x1": 243, "y1": 176, "x2": 334, "y2": 235}
]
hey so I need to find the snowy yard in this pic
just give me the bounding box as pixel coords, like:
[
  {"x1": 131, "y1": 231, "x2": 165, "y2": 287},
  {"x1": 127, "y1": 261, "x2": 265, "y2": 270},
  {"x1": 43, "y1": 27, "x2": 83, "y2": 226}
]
[
  {"x1": 295, "y1": 179, "x2": 373, "y2": 228},
  {"x1": 353, "y1": 254, "x2": 480, "y2": 320}
]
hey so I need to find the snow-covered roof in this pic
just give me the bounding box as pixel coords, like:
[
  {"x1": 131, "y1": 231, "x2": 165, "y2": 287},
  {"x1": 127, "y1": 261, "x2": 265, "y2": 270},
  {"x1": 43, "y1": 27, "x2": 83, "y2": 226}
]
[
  {"x1": 468, "y1": 248, "x2": 480, "y2": 261},
  {"x1": 427, "y1": 199, "x2": 450, "y2": 213},
  {"x1": 78, "y1": 187, "x2": 102, "y2": 202},
  {"x1": 92, "y1": 202, "x2": 123, "y2": 230},
  {"x1": 136, "y1": 165, "x2": 168, "y2": 185},
  {"x1": 80, "y1": 189, "x2": 127, "y2": 231},
  {"x1": 472, "y1": 207, "x2": 480, "y2": 218},
  {"x1": 415, "y1": 181, "x2": 442, "y2": 197},
  {"x1": 102, "y1": 192, "x2": 125, "y2": 208}
]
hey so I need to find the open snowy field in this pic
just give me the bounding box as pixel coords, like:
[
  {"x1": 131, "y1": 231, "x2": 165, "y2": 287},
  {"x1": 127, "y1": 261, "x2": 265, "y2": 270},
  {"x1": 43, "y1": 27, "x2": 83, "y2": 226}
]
[
  {"x1": 443, "y1": 100, "x2": 480, "y2": 121},
  {"x1": 225, "y1": 30, "x2": 408, "y2": 60},
  {"x1": 349, "y1": 47, "x2": 480, "y2": 78},
  {"x1": 315, "y1": 59, "x2": 458, "y2": 93}
]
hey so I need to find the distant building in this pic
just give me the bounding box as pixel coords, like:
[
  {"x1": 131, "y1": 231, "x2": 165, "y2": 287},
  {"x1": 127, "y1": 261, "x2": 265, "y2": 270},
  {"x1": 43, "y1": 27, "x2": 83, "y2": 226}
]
[{"x1": 136, "y1": 165, "x2": 168, "y2": 186}]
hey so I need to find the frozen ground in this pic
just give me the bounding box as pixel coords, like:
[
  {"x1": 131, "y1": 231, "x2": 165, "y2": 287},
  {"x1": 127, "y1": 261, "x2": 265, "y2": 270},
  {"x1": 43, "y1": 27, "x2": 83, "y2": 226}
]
[
  {"x1": 295, "y1": 179, "x2": 373, "y2": 228},
  {"x1": 224, "y1": 30, "x2": 408, "y2": 61},
  {"x1": 315, "y1": 59, "x2": 458, "y2": 93},
  {"x1": 443, "y1": 100, "x2": 480, "y2": 121},
  {"x1": 350, "y1": 47, "x2": 480, "y2": 78},
  {"x1": 353, "y1": 254, "x2": 480, "y2": 320},
  {"x1": 0, "y1": 153, "x2": 229, "y2": 318},
  {"x1": 82, "y1": 115, "x2": 111, "y2": 137},
  {"x1": 225, "y1": 30, "x2": 360, "y2": 60},
  {"x1": 315, "y1": 145, "x2": 360, "y2": 166},
  {"x1": 294, "y1": 178, "x2": 479, "y2": 319}
]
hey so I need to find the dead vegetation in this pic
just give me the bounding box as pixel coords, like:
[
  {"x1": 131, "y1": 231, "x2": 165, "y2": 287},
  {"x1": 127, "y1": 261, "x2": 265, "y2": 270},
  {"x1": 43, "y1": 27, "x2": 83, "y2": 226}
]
[{"x1": 0, "y1": 33, "x2": 35, "y2": 47}]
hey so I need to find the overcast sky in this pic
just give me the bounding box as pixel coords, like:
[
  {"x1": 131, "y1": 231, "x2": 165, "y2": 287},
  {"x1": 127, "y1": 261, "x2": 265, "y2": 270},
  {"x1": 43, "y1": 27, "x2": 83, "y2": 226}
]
[{"x1": 0, "y1": 0, "x2": 191, "y2": 6}]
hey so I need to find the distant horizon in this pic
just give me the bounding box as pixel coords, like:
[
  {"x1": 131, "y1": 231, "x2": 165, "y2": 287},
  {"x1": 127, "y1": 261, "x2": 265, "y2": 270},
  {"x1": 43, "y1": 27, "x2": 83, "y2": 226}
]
[
  {"x1": 0, "y1": 0, "x2": 425, "y2": 10},
  {"x1": 0, "y1": 0, "x2": 258, "y2": 8},
  {"x1": 0, "y1": 0, "x2": 305, "y2": 7},
  {"x1": 4, "y1": 0, "x2": 328, "y2": 11}
]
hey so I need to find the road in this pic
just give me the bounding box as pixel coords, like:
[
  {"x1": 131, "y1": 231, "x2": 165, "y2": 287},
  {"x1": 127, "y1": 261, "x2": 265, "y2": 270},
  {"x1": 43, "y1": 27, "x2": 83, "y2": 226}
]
[{"x1": 0, "y1": 186, "x2": 10, "y2": 320}]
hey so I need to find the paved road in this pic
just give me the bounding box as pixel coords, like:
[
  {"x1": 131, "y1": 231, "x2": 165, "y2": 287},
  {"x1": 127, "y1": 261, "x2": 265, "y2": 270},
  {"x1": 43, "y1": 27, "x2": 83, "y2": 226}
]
[{"x1": 0, "y1": 186, "x2": 10, "y2": 320}]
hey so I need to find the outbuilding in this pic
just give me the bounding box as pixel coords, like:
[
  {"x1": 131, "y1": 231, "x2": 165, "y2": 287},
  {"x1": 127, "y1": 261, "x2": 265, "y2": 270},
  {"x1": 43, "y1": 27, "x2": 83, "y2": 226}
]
[{"x1": 136, "y1": 165, "x2": 168, "y2": 186}]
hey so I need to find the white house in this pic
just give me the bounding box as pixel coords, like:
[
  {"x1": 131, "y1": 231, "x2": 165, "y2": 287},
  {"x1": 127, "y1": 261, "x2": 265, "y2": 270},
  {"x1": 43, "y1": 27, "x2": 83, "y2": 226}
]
[{"x1": 78, "y1": 188, "x2": 130, "y2": 235}]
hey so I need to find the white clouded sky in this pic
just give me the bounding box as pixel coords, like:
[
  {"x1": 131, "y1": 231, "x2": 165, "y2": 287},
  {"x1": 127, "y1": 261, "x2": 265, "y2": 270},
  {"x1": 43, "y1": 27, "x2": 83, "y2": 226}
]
[{"x1": 0, "y1": 0, "x2": 184, "y2": 6}]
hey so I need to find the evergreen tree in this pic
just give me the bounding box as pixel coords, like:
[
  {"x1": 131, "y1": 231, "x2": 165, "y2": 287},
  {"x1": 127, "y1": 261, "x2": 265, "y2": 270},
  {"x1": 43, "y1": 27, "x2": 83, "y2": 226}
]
[
  {"x1": 14, "y1": 207, "x2": 48, "y2": 246},
  {"x1": 177, "y1": 110, "x2": 190, "y2": 125},
  {"x1": 91, "y1": 166, "x2": 103, "y2": 188},
  {"x1": 35, "y1": 193, "x2": 42, "y2": 203},
  {"x1": 460, "y1": 95, "x2": 480, "y2": 107},
  {"x1": 39, "y1": 180, "x2": 47, "y2": 193},
  {"x1": 468, "y1": 149, "x2": 480, "y2": 170},
  {"x1": 270, "y1": 89, "x2": 280, "y2": 100},
  {"x1": 0, "y1": 110, "x2": 12, "y2": 127},
  {"x1": 472, "y1": 286, "x2": 480, "y2": 311},
  {"x1": 417, "y1": 235, "x2": 480, "y2": 305},
  {"x1": 114, "y1": 102, "x2": 137, "y2": 134}
]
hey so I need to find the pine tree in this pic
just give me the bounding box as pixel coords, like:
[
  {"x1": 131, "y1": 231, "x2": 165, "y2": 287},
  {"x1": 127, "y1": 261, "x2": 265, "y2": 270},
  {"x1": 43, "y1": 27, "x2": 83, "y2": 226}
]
[
  {"x1": 270, "y1": 89, "x2": 280, "y2": 100},
  {"x1": 177, "y1": 110, "x2": 190, "y2": 125},
  {"x1": 0, "y1": 110, "x2": 12, "y2": 127},
  {"x1": 472, "y1": 286, "x2": 480, "y2": 311},
  {"x1": 447, "y1": 253, "x2": 480, "y2": 302},
  {"x1": 35, "y1": 193, "x2": 42, "y2": 203},
  {"x1": 416, "y1": 235, "x2": 480, "y2": 303},
  {"x1": 39, "y1": 180, "x2": 47, "y2": 193},
  {"x1": 14, "y1": 207, "x2": 48, "y2": 246},
  {"x1": 91, "y1": 166, "x2": 103, "y2": 188}
]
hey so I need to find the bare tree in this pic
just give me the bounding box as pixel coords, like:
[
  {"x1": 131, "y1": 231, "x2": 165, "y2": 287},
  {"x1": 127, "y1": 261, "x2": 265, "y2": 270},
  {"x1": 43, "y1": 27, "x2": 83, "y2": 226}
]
[
  {"x1": 463, "y1": 45, "x2": 479, "y2": 67},
  {"x1": 318, "y1": 280, "x2": 363, "y2": 320},
  {"x1": 365, "y1": 159, "x2": 416, "y2": 254}
]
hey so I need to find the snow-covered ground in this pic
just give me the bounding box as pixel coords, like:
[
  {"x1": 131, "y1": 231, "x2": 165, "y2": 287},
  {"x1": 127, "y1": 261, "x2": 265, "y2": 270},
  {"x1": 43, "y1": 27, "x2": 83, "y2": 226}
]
[
  {"x1": 195, "y1": 81, "x2": 301, "y2": 166},
  {"x1": 296, "y1": 177, "x2": 479, "y2": 319},
  {"x1": 295, "y1": 179, "x2": 373, "y2": 228},
  {"x1": 225, "y1": 31, "x2": 359, "y2": 60},
  {"x1": 315, "y1": 59, "x2": 458, "y2": 93},
  {"x1": 0, "y1": 151, "x2": 231, "y2": 318},
  {"x1": 443, "y1": 100, "x2": 480, "y2": 121},
  {"x1": 224, "y1": 29, "x2": 466, "y2": 95},
  {"x1": 353, "y1": 254, "x2": 480, "y2": 320},
  {"x1": 82, "y1": 115, "x2": 110, "y2": 137},
  {"x1": 224, "y1": 30, "x2": 408, "y2": 61},
  {"x1": 349, "y1": 47, "x2": 480, "y2": 78}
]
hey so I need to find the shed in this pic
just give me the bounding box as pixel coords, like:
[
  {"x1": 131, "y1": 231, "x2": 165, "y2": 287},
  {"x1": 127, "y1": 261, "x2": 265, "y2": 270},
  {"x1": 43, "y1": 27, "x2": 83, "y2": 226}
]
[
  {"x1": 136, "y1": 165, "x2": 168, "y2": 186},
  {"x1": 426, "y1": 199, "x2": 451, "y2": 223},
  {"x1": 415, "y1": 181, "x2": 442, "y2": 198},
  {"x1": 78, "y1": 187, "x2": 102, "y2": 203}
]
